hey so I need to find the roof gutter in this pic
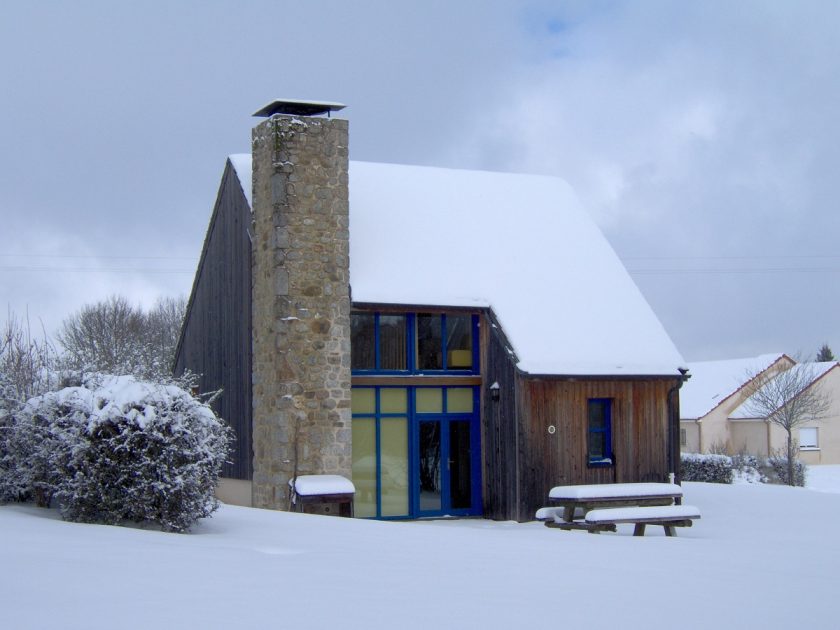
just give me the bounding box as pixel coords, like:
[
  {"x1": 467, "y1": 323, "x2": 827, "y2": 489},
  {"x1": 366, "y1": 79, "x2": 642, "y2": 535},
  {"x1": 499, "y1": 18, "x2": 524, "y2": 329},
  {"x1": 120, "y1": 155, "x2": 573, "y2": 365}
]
[{"x1": 668, "y1": 367, "x2": 691, "y2": 491}]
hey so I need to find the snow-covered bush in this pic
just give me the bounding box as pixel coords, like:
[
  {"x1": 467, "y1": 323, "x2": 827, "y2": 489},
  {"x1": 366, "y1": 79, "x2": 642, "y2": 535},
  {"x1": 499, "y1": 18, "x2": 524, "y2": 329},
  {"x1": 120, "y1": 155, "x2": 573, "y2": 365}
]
[
  {"x1": 680, "y1": 452, "x2": 733, "y2": 484},
  {"x1": 731, "y1": 452, "x2": 768, "y2": 484},
  {"x1": 0, "y1": 313, "x2": 60, "y2": 503},
  {"x1": 767, "y1": 450, "x2": 807, "y2": 487},
  {"x1": 11, "y1": 375, "x2": 231, "y2": 532},
  {"x1": 0, "y1": 414, "x2": 25, "y2": 503}
]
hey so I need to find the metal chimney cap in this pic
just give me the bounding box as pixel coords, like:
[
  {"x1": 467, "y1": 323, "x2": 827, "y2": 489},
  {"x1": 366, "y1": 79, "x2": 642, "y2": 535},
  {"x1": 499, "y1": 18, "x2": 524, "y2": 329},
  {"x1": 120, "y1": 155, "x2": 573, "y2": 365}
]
[{"x1": 253, "y1": 99, "x2": 346, "y2": 118}]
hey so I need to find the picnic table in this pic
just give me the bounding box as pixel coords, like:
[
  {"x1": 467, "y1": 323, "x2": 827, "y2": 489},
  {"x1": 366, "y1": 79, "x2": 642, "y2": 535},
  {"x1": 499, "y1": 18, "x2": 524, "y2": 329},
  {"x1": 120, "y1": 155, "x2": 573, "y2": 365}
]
[{"x1": 540, "y1": 482, "x2": 695, "y2": 535}]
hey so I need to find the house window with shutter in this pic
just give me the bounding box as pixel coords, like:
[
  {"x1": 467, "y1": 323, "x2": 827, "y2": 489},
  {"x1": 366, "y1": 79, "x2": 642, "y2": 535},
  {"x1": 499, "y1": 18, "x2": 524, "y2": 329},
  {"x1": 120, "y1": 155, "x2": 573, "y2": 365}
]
[{"x1": 800, "y1": 427, "x2": 819, "y2": 450}]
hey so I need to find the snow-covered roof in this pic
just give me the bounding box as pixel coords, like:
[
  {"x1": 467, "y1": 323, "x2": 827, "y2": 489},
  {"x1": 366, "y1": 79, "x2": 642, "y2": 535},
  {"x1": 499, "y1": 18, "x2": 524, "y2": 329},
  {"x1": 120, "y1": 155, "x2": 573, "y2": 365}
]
[
  {"x1": 680, "y1": 353, "x2": 787, "y2": 420},
  {"x1": 229, "y1": 155, "x2": 685, "y2": 376},
  {"x1": 729, "y1": 362, "x2": 838, "y2": 419},
  {"x1": 228, "y1": 154, "x2": 252, "y2": 207}
]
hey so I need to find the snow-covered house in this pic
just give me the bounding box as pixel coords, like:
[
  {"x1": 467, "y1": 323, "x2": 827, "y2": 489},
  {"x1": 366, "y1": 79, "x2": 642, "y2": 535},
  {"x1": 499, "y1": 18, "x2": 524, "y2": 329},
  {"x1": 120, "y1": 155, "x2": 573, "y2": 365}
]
[
  {"x1": 680, "y1": 355, "x2": 840, "y2": 464},
  {"x1": 680, "y1": 354, "x2": 793, "y2": 453},
  {"x1": 728, "y1": 362, "x2": 840, "y2": 464},
  {"x1": 174, "y1": 100, "x2": 687, "y2": 521}
]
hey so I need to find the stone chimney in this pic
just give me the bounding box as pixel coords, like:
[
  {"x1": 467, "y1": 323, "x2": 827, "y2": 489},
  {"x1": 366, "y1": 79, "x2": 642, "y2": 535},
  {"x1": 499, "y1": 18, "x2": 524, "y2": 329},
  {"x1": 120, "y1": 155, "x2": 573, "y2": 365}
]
[{"x1": 249, "y1": 99, "x2": 352, "y2": 510}]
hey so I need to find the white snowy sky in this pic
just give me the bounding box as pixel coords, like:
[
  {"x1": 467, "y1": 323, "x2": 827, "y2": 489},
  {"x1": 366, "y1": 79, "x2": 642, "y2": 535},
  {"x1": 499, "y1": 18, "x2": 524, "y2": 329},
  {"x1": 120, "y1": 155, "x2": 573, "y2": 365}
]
[{"x1": 2, "y1": 0, "x2": 839, "y2": 361}]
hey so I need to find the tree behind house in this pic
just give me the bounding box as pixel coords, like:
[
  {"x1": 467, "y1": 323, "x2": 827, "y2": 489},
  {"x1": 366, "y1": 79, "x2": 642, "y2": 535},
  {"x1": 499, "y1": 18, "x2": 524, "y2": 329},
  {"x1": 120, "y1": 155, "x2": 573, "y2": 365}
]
[
  {"x1": 743, "y1": 361, "x2": 831, "y2": 486},
  {"x1": 1, "y1": 312, "x2": 56, "y2": 408},
  {"x1": 57, "y1": 295, "x2": 186, "y2": 380},
  {"x1": 816, "y1": 343, "x2": 835, "y2": 362}
]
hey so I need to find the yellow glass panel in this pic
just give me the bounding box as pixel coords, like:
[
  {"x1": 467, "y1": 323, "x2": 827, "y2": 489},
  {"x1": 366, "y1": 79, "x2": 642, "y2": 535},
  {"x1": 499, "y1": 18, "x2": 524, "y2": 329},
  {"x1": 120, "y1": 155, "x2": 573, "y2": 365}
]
[
  {"x1": 447, "y1": 388, "x2": 474, "y2": 413},
  {"x1": 380, "y1": 388, "x2": 407, "y2": 414},
  {"x1": 380, "y1": 417, "x2": 409, "y2": 517},
  {"x1": 351, "y1": 388, "x2": 375, "y2": 414},
  {"x1": 351, "y1": 418, "x2": 377, "y2": 518},
  {"x1": 416, "y1": 388, "x2": 443, "y2": 413},
  {"x1": 448, "y1": 349, "x2": 472, "y2": 369}
]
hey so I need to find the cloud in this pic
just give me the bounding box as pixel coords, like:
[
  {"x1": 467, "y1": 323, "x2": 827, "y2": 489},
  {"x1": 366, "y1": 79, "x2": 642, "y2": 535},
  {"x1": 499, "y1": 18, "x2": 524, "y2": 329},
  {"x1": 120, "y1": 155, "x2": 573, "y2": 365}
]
[
  {"x1": 2, "y1": 1, "x2": 839, "y2": 360},
  {"x1": 448, "y1": 1, "x2": 840, "y2": 359}
]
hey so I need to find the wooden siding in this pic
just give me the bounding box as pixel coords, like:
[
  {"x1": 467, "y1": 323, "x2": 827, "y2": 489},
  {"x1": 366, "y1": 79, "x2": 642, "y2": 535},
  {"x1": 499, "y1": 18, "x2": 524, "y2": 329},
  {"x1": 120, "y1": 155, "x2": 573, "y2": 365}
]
[
  {"x1": 174, "y1": 160, "x2": 253, "y2": 480},
  {"x1": 480, "y1": 312, "x2": 521, "y2": 521},
  {"x1": 515, "y1": 378, "x2": 679, "y2": 522}
]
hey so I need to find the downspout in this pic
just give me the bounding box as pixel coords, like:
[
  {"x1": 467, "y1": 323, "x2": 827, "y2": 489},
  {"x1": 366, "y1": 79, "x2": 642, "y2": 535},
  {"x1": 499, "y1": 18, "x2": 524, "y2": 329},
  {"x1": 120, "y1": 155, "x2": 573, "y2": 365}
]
[{"x1": 667, "y1": 368, "x2": 691, "y2": 490}]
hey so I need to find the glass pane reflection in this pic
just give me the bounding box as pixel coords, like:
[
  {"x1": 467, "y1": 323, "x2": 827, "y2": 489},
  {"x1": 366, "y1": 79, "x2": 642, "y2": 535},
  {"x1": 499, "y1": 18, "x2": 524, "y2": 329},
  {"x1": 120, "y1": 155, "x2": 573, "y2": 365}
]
[
  {"x1": 417, "y1": 314, "x2": 442, "y2": 370},
  {"x1": 351, "y1": 418, "x2": 376, "y2": 518},
  {"x1": 419, "y1": 421, "x2": 442, "y2": 511},
  {"x1": 449, "y1": 421, "x2": 472, "y2": 510},
  {"x1": 381, "y1": 418, "x2": 409, "y2": 517}
]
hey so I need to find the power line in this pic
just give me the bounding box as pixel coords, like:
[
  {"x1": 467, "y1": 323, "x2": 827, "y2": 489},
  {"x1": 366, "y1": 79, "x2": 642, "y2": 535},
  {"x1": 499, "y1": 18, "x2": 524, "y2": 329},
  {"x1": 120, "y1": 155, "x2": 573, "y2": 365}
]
[
  {"x1": 628, "y1": 267, "x2": 840, "y2": 275},
  {"x1": 621, "y1": 254, "x2": 840, "y2": 261},
  {"x1": 0, "y1": 254, "x2": 196, "y2": 261},
  {"x1": 0, "y1": 266, "x2": 194, "y2": 274}
]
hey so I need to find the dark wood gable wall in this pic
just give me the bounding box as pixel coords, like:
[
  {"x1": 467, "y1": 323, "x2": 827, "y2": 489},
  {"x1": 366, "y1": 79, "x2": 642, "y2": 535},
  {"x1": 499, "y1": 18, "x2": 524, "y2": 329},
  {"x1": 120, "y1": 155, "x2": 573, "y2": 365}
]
[
  {"x1": 480, "y1": 311, "x2": 521, "y2": 521},
  {"x1": 174, "y1": 160, "x2": 253, "y2": 480}
]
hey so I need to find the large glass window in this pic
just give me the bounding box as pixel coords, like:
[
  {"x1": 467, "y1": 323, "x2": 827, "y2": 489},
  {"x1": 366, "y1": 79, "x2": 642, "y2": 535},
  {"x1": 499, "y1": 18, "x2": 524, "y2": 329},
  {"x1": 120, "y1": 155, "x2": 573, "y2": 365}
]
[
  {"x1": 351, "y1": 312, "x2": 408, "y2": 372},
  {"x1": 351, "y1": 311, "x2": 478, "y2": 374},
  {"x1": 351, "y1": 385, "x2": 480, "y2": 519},
  {"x1": 351, "y1": 387, "x2": 410, "y2": 518},
  {"x1": 587, "y1": 398, "x2": 612, "y2": 466}
]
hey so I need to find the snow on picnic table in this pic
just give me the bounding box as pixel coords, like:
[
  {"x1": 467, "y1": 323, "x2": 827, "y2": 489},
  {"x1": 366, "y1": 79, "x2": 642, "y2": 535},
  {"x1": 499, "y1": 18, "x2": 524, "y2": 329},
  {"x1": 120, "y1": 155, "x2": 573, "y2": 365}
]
[
  {"x1": 548, "y1": 482, "x2": 682, "y2": 500},
  {"x1": 3, "y1": 479, "x2": 840, "y2": 629}
]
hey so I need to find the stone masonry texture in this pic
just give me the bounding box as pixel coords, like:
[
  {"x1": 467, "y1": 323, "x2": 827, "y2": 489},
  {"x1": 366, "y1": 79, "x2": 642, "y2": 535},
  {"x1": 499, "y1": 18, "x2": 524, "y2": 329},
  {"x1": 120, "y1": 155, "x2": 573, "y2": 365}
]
[{"x1": 250, "y1": 114, "x2": 351, "y2": 511}]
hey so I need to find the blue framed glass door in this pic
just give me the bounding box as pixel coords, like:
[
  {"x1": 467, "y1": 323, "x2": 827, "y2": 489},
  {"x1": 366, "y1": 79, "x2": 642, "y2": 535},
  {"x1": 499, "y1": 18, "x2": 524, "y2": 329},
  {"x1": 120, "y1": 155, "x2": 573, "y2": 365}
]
[
  {"x1": 413, "y1": 386, "x2": 481, "y2": 517},
  {"x1": 352, "y1": 385, "x2": 481, "y2": 518},
  {"x1": 417, "y1": 416, "x2": 476, "y2": 515}
]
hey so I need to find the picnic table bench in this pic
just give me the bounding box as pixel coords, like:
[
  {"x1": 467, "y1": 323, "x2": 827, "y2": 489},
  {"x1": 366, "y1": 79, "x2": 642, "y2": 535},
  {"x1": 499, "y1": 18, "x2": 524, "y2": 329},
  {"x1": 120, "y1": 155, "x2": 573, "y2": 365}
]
[
  {"x1": 537, "y1": 482, "x2": 699, "y2": 536},
  {"x1": 585, "y1": 505, "x2": 701, "y2": 536}
]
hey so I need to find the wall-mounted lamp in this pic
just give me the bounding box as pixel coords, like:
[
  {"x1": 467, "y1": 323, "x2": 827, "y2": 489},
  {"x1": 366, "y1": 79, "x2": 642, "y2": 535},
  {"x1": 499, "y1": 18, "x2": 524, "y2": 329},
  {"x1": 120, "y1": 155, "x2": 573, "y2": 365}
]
[{"x1": 489, "y1": 381, "x2": 500, "y2": 402}]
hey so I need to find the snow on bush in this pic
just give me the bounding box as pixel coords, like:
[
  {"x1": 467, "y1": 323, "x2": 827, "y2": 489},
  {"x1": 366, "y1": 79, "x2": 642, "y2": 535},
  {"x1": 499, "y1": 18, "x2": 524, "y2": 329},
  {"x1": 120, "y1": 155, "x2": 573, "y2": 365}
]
[
  {"x1": 6, "y1": 375, "x2": 232, "y2": 532},
  {"x1": 0, "y1": 413, "x2": 25, "y2": 503},
  {"x1": 731, "y1": 452, "x2": 768, "y2": 484},
  {"x1": 767, "y1": 450, "x2": 807, "y2": 487},
  {"x1": 680, "y1": 452, "x2": 733, "y2": 484}
]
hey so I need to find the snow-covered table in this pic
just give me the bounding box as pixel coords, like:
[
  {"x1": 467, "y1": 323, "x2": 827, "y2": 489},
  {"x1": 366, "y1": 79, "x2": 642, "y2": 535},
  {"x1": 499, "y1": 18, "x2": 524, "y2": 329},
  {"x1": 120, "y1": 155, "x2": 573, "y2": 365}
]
[
  {"x1": 289, "y1": 475, "x2": 356, "y2": 517},
  {"x1": 545, "y1": 482, "x2": 683, "y2": 531}
]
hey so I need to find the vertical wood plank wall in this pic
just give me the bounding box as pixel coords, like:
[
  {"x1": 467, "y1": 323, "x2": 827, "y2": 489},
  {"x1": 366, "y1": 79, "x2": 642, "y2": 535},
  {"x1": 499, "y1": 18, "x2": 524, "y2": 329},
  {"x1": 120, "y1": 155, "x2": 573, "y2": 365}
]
[
  {"x1": 480, "y1": 309, "x2": 679, "y2": 522},
  {"x1": 515, "y1": 378, "x2": 678, "y2": 521},
  {"x1": 174, "y1": 161, "x2": 253, "y2": 480},
  {"x1": 480, "y1": 314, "x2": 521, "y2": 521}
]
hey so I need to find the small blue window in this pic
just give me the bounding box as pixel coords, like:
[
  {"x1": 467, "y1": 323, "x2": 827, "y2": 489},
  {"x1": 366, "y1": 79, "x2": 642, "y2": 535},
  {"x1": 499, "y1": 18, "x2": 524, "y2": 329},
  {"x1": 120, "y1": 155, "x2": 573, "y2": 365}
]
[{"x1": 587, "y1": 398, "x2": 612, "y2": 466}]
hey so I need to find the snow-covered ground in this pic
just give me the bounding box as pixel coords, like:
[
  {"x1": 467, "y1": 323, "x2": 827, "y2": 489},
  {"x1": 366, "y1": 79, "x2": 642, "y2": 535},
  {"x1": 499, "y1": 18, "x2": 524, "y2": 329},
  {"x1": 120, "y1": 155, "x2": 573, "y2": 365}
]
[
  {"x1": 805, "y1": 463, "x2": 840, "y2": 494},
  {"x1": 3, "y1": 473, "x2": 840, "y2": 630}
]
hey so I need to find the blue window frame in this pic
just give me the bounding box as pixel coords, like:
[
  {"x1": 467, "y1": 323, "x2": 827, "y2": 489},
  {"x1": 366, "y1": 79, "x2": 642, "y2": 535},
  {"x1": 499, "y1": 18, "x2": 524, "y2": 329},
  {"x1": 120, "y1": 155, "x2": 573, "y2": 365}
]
[
  {"x1": 351, "y1": 385, "x2": 482, "y2": 519},
  {"x1": 351, "y1": 311, "x2": 479, "y2": 375},
  {"x1": 587, "y1": 398, "x2": 613, "y2": 467}
]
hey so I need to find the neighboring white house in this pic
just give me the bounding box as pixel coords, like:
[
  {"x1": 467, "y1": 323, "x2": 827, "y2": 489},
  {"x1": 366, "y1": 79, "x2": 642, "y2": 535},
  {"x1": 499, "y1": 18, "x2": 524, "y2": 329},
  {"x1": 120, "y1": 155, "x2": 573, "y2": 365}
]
[
  {"x1": 681, "y1": 355, "x2": 840, "y2": 464},
  {"x1": 729, "y1": 362, "x2": 840, "y2": 464},
  {"x1": 680, "y1": 354, "x2": 793, "y2": 453}
]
